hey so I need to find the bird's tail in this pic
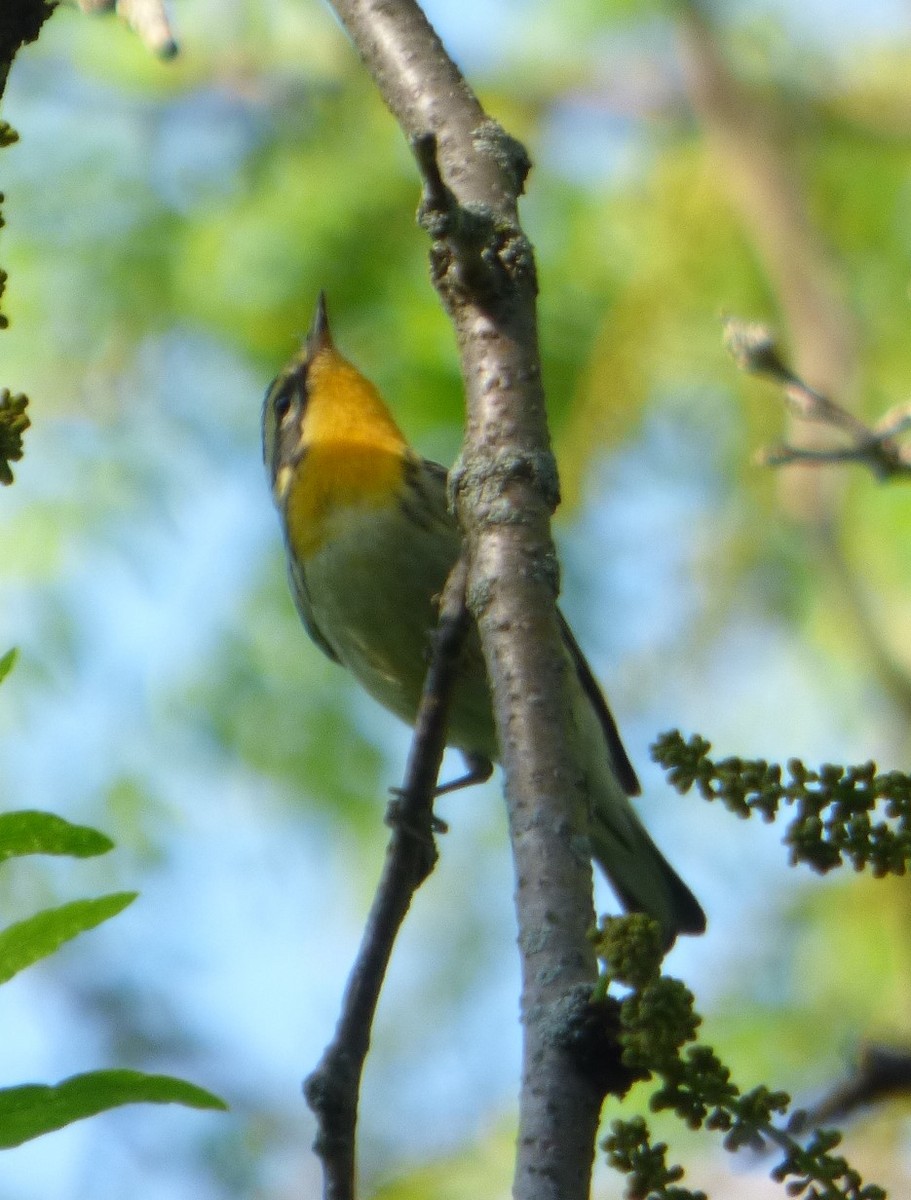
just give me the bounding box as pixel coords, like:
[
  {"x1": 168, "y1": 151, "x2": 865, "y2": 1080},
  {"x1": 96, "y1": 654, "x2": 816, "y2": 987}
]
[
  {"x1": 588, "y1": 794, "x2": 706, "y2": 949},
  {"x1": 560, "y1": 614, "x2": 705, "y2": 947}
]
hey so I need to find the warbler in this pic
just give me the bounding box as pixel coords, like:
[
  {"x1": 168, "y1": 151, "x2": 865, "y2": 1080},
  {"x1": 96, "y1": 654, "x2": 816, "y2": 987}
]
[{"x1": 262, "y1": 294, "x2": 705, "y2": 945}]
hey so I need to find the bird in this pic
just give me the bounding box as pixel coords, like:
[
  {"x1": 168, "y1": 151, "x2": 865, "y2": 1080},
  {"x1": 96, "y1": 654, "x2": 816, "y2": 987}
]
[{"x1": 262, "y1": 294, "x2": 705, "y2": 946}]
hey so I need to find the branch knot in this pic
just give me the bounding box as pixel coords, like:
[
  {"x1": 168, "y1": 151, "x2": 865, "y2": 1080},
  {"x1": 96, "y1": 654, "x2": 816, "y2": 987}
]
[{"x1": 449, "y1": 446, "x2": 560, "y2": 518}]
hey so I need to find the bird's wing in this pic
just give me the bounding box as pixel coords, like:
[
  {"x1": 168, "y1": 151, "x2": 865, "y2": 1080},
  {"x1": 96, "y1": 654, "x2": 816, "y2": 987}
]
[
  {"x1": 557, "y1": 610, "x2": 641, "y2": 796},
  {"x1": 419, "y1": 459, "x2": 639, "y2": 798},
  {"x1": 288, "y1": 554, "x2": 341, "y2": 664},
  {"x1": 398, "y1": 457, "x2": 453, "y2": 534}
]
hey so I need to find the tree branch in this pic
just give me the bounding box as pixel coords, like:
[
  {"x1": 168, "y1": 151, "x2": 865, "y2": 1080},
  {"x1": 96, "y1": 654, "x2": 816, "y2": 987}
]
[
  {"x1": 326, "y1": 4, "x2": 606, "y2": 1199},
  {"x1": 304, "y1": 557, "x2": 471, "y2": 1200},
  {"x1": 675, "y1": 0, "x2": 860, "y2": 428}
]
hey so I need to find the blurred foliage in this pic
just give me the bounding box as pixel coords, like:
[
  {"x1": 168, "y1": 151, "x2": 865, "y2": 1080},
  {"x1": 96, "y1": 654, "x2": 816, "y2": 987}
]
[
  {"x1": 372, "y1": 1122, "x2": 516, "y2": 1200},
  {"x1": 4, "y1": 0, "x2": 911, "y2": 1197},
  {"x1": 189, "y1": 566, "x2": 388, "y2": 835}
]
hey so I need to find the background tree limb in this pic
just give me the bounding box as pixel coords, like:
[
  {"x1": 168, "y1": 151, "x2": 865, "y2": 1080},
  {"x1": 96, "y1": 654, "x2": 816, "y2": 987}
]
[{"x1": 676, "y1": 0, "x2": 911, "y2": 720}]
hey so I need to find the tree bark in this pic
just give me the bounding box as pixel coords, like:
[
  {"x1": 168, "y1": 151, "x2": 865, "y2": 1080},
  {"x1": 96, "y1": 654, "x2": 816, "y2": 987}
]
[{"x1": 326, "y1": 3, "x2": 604, "y2": 1198}]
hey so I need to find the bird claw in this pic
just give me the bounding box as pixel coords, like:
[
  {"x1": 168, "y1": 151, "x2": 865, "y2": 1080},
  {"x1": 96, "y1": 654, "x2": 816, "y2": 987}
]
[{"x1": 386, "y1": 788, "x2": 449, "y2": 837}]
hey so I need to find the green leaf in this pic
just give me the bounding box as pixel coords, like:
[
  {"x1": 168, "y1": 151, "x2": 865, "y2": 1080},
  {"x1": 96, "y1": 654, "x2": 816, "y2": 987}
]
[
  {"x1": 0, "y1": 893, "x2": 137, "y2": 984},
  {"x1": 0, "y1": 1070, "x2": 227, "y2": 1148},
  {"x1": 0, "y1": 811, "x2": 114, "y2": 863},
  {"x1": 0, "y1": 648, "x2": 16, "y2": 684}
]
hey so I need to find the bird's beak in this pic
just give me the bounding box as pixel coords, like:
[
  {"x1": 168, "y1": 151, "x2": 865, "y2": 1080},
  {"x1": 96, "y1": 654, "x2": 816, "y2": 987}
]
[{"x1": 306, "y1": 291, "x2": 333, "y2": 357}]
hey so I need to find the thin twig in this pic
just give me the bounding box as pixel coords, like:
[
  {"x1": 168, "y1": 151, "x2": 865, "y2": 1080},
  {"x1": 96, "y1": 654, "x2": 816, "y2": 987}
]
[
  {"x1": 303, "y1": 557, "x2": 471, "y2": 1200},
  {"x1": 725, "y1": 316, "x2": 911, "y2": 715},
  {"x1": 69, "y1": 0, "x2": 178, "y2": 56},
  {"x1": 724, "y1": 317, "x2": 911, "y2": 481}
]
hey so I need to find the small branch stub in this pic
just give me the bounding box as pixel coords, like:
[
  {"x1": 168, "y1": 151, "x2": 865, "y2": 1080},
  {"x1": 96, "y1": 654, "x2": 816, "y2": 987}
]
[{"x1": 412, "y1": 129, "x2": 537, "y2": 308}]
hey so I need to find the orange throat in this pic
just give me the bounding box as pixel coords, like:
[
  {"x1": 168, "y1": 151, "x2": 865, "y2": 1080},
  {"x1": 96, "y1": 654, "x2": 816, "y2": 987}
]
[{"x1": 283, "y1": 349, "x2": 410, "y2": 559}]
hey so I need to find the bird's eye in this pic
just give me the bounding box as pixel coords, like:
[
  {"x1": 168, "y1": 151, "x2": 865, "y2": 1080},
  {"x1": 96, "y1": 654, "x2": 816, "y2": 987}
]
[{"x1": 273, "y1": 386, "x2": 293, "y2": 422}]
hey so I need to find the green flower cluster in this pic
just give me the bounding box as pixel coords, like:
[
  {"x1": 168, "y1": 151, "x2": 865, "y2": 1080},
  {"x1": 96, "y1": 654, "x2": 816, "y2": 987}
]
[
  {"x1": 0, "y1": 389, "x2": 28, "y2": 485},
  {"x1": 595, "y1": 916, "x2": 886, "y2": 1200},
  {"x1": 653, "y1": 730, "x2": 911, "y2": 876}
]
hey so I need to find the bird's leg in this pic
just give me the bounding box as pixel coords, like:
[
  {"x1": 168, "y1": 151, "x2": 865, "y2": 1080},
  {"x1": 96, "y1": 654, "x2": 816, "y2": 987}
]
[
  {"x1": 433, "y1": 751, "x2": 494, "y2": 797},
  {"x1": 387, "y1": 753, "x2": 493, "y2": 836}
]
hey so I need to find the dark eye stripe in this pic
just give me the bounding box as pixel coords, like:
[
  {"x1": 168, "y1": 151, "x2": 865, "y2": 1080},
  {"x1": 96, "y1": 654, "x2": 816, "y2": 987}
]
[
  {"x1": 262, "y1": 358, "x2": 310, "y2": 488},
  {"x1": 272, "y1": 356, "x2": 310, "y2": 421},
  {"x1": 262, "y1": 376, "x2": 295, "y2": 482}
]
